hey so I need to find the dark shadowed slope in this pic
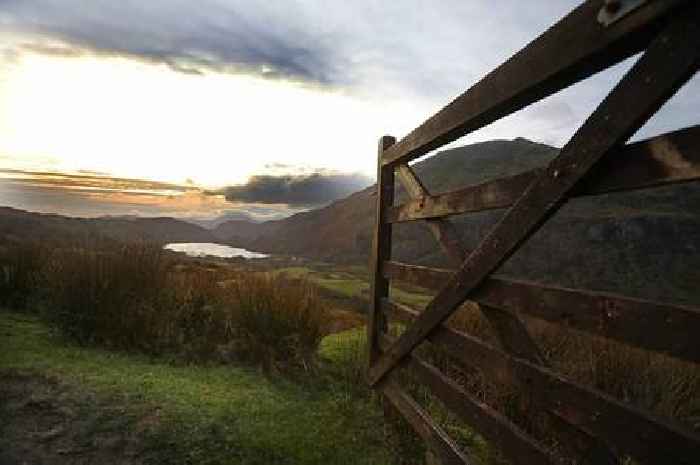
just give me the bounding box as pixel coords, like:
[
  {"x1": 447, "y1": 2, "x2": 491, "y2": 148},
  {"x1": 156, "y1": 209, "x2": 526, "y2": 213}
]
[{"x1": 0, "y1": 207, "x2": 216, "y2": 244}]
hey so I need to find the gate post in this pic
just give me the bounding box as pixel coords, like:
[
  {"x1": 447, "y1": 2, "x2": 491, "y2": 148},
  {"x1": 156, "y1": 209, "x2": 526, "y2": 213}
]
[
  {"x1": 367, "y1": 135, "x2": 406, "y2": 456},
  {"x1": 367, "y1": 135, "x2": 396, "y2": 367}
]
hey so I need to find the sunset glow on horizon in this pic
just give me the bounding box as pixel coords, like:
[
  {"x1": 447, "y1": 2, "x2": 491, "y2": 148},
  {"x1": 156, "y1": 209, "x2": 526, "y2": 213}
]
[{"x1": 0, "y1": 43, "x2": 420, "y2": 190}]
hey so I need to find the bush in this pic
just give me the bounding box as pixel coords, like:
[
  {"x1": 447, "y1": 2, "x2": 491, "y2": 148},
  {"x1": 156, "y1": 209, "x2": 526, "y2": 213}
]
[
  {"x1": 37, "y1": 240, "x2": 328, "y2": 372},
  {"x1": 224, "y1": 274, "x2": 328, "y2": 372},
  {"x1": 43, "y1": 241, "x2": 172, "y2": 350}
]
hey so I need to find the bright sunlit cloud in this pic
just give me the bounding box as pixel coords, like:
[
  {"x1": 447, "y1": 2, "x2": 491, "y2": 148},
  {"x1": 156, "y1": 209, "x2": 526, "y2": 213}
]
[{"x1": 0, "y1": 43, "x2": 423, "y2": 189}]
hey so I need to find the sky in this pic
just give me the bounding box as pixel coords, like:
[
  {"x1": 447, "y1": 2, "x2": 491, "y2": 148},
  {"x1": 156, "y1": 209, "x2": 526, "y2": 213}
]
[{"x1": 0, "y1": 0, "x2": 697, "y2": 221}]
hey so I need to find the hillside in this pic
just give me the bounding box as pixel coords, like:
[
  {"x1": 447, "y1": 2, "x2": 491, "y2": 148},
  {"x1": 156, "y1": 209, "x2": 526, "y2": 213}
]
[
  {"x1": 213, "y1": 139, "x2": 557, "y2": 261},
  {"x1": 217, "y1": 138, "x2": 700, "y2": 303},
  {"x1": 212, "y1": 219, "x2": 277, "y2": 243},
  {"x1": 0, "y1": 207, "x2": 215, "y2": 244}
]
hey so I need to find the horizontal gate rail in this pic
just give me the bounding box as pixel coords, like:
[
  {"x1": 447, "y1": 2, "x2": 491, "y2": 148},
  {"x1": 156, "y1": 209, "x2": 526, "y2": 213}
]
[
  {"x1": 367, "y1": 1, "x2": 700, "y2": 463},
  {"x1": 387, "y1": 125, "x2": 700, "y2": 223},
  {"x1": 383, "y1": 261, "x2": 700, "y2": 363}
]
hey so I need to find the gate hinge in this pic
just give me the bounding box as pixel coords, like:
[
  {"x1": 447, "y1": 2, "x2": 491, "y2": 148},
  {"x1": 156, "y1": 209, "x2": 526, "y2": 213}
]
[{"x1": 598, "y1": 0, "x2": 648, "y2": 27}]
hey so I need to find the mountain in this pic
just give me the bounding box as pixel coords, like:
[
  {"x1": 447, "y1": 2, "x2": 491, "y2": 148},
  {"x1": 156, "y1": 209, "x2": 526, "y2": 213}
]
[
  {"x1": 212, "y1": 219, "x2": 277, "y2": 243},
  {"x1": 216, "y1": 138, "x2": 700, "y2": 303},
  {"x1": 0, "y1": 207, "x2": 216, "y2": 244},
  {"x1": 216, "y1": 138, "x2": 560, "y2": 261},
  {"x1": 186, "y1": 211, "x2": 260, "y2": 229}
]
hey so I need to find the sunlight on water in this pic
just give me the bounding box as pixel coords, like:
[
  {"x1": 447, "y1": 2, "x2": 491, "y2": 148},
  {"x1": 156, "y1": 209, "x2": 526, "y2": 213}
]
[{"x1": 164, "y1": 243, "x2": 269, "y2": 259}]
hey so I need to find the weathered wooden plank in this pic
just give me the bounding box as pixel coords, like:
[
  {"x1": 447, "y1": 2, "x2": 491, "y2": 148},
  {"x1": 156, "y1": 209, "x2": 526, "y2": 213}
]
[
  {"x1": 480, "y1": 305, "x2": 547, "y2": 363},
  {"x1": 396, "y1": 164, "x2": 548, "y2": 364},
  {"x1": 383, "y1": 300, "x2": 700, "y2": 465},
  {"x1": 368, "y1": 11, "x2": 700, "y2": 387},
  {"x1": 381, "y1": 380, "x2": 471, "y2": 465},
  {"x1": 379, "y1": 336, "x2": 556, "y2": 465},
  {"x1": 546, "y1": 412, "x2": 620, "y2": 465},
  {"x1": 388, "y1": 170, "x2": 536, "y2": 223},
  {"x1": 367, "y1": 136, "x2": 396, "y2": 366},
  {"x1": 381, "y1": 0, "x2": 688, "y2": 167},
  {"x1": 387, "y1": 125, "x2": 700, "y2": 222},
  {"x1": 395, "y1": 164, "x2": 468, "y2": 262},
  {"x1": 383, "y1": 261, "x2": 700, "y2": 363},
  {"x1": 575, "y1": 123, "x2": 700, "y2": 195}
]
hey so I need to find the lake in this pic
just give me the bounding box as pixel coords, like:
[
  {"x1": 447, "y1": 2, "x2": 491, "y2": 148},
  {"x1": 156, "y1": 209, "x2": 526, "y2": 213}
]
[{"x1": 164, "y1": 243, "x2": 269, "y2": 259}]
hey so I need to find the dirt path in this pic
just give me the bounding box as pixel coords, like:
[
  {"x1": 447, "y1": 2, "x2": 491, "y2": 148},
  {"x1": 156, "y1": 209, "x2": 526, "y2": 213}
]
[{"x1": 0, "y1": 370, "x2": 147, "y2": 465}]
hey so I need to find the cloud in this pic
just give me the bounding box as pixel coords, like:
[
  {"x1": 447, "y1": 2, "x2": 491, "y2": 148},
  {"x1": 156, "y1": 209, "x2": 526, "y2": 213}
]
[
  {"x1": 1, "y1": 0, "x2": 698, "y2": 163},
  {"x1": 0, "y1": 169, "x2": 292, "y2": 220},
  {"x1": 0, "y1": 0, "x2": 338, "y2": 83},
  {"x1": 219, "y1": 172, "x2": 372, "y2": 206},
  {"x1": 0, "y1": 168, "x2": 191, "y2": 195}
]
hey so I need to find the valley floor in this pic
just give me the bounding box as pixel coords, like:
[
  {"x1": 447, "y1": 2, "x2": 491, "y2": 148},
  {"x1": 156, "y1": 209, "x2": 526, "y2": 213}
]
[{"x1": 0, "y1": 312, "x2": 392, "y2": 465}]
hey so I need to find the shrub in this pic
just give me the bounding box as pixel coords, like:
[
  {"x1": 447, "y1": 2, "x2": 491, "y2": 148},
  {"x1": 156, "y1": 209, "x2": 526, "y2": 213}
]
[
  {"x1": 37, "y1": 240, "x2": 329, "y2": 372},
  {"x1": 0, "y1": 241, "x2": 49, "y2": 309},
  {"x1": 42, "y1": 241, "x2": 172, "y2": 350},
  {"x1": 224, "y1": 274, "x2": 328, "y2": 372}
]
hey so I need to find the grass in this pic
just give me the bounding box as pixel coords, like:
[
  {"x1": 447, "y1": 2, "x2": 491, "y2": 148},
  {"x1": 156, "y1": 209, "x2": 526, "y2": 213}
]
[
  {"x1": 0, "y1": 311, "x2": 392, "y2": 465},
  {"x1": 275, "y1": 266, "x2": 432, "y2": 308}
]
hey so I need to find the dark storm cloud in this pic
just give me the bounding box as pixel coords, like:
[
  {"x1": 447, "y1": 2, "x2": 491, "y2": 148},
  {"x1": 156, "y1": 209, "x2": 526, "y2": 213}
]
[
  {"x1": 220, "y1": 173, "x2": 372, "y2": 206},
  {"x1": 0, "y1": 0, "x2": 338, "y2": 83}
]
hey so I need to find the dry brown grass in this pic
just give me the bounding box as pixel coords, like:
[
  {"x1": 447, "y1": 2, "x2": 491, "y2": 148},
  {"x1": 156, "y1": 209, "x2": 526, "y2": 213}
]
[{"x1": 3, "y1": 239, "x2": 329, "y2": 372}]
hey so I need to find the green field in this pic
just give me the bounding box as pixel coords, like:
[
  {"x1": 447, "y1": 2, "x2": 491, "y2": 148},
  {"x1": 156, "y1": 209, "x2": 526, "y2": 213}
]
[
  {"x1": 0, "y1": 311, "x2": 392, "y2": 465},
  {"x1": 275, "y1": 266, "x2": 432, "y2": 308}
]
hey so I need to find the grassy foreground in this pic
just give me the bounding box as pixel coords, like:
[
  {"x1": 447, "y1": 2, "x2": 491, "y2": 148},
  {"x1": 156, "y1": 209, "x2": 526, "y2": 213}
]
[{"x1": 0, "y1": 311, "x2": 391, "y2": 465}]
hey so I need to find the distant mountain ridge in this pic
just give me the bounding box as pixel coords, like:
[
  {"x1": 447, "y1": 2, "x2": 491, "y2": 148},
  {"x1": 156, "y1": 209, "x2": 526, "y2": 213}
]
[
  {"x1": 0, "y1": 207, "x2": 215, "y2": 244},
  {"x1": 187, "y1": 211, "x2": 260, "y2": 229}
]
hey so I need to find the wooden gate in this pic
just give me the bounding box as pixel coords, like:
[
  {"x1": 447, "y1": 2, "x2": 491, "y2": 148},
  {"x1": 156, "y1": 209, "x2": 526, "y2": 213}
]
[{"x1": 367, "y1": 1, "x2": 700, "y2": 463}]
